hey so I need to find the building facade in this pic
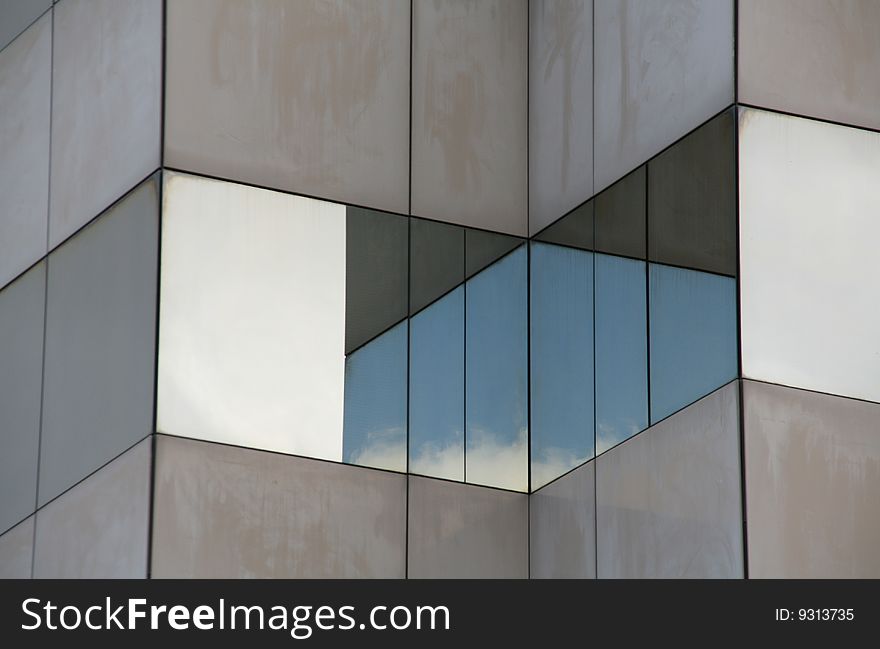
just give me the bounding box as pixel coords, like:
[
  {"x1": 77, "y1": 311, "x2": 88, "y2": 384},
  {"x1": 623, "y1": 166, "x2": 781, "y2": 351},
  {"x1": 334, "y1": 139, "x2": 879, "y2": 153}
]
[{"x1": 1, "y1": 0, "x2": 879, "y2": 579}]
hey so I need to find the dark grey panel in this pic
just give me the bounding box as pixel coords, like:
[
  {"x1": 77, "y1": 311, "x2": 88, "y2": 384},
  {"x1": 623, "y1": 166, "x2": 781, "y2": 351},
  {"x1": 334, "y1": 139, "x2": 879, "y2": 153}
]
[
  {"x1": 0, "y1": 515, "x2": 33, "y2": 579},
  {"x1": 408, "y1": 476, "x2": 528, "y2": 579},
  {"x1": 0, "y1": 12, "x2": 50, "y2": 289},
  {"x1": 533, "y1": 199, "x2": 593, "y2": 251},
  {"x1": 164, "y1": 0, "x2": 410, "y2": 214},
  {"x1": 39, "y1": 176, "x2": 159, "y2": 506},
  {"x1": 0, "y1": 262, "x2": 44, "y2": 535},
  {"x1": 595, "y1": 165, "x2": 645, "y2": 259},
  {"x1": 530, "y1": 460, "x2": 595, "y2": 579},
  {"x1": 529, "y1": 0, "x2": 593, "y2": 235},
  {"x1": 151, "y1": 435, "x2": 407, "y2": 578},
  {"x1": 411, "y1": 0, "x2": 528, "y2": 235},
  {"x1": 596, "y1": 382, "x2": 743, "y2": 578},
  {"x1": 0, "y1": 0, "x2": 51, "y2": 52},
  {"x1": 33, "y1": 438, "x2": 151, "y2": 578},
  {"x1": 648, "y1": 109, "x2": 736, "y2": 275},
  {"x1": 744, "y1": 381, "x2": 880, "y2": 578},
  {"x1": 345, "y1": 206, "x2": 408, "y2": 354},
  {"x1": 50, "y1": 0, "x2": 162, "y2": 248},
  {"x1": 410, "y1": 218, "x2": 464, "y2": 315},
  {"x1": 465, "y1": 228, "x2": 524, "y2": 278}
]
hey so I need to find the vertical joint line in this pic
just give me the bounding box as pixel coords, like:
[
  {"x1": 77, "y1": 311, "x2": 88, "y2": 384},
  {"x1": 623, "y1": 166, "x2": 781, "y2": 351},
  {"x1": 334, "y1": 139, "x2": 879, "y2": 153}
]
[
  {"x1": 591, "y1": 0, "x2": 598, "y2": 581},
  {"x1": 32, "y1": 4, "x2": 57, "y2": 580},
  {"x1": 463, "y1": 235, "x2": 468, "y2": 486},
  {"x1": 733, "y1": 0, "x2": 739, "y2": 105},
  {"x1": 644, "y1": 164, "x2": 651, "y2": 425},
  {"x1": 526, "y1": 244, "x2": 532, "y2": 578},
  {"x1": 408, "y1": 0, "x2": 413, "y2": 216},
  {"x1": 403, "y1": 0, "x2": 414, "y2": 581}
]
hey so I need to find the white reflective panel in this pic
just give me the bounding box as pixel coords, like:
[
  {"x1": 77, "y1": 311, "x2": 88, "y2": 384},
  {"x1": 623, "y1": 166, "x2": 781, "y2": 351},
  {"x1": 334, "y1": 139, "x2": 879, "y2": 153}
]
[
  {"x1": 739, "y1": 108, "x2": 880, "y2": 403},
  {"x1": 158, "y1": 172, "x2": 346, "y2": 460}
]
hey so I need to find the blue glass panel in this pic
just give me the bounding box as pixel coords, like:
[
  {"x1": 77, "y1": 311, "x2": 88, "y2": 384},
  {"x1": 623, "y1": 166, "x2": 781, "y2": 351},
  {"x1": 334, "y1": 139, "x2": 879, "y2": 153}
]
[
  {"x1": 529, "y1": 242, "x2": 594, "y2": 489},
  {"x1": 409, "y1": 287, "x2": 464, "y2": 481},
  {"x1": 595, "y1": 253, "x2": 648, "y2": 454},
  {"x1": 649, "y1": 264, "x2": 737, "y2": 423},
  {"x1": 465, "y1": 246, "x2": 528, "y2": 492},
  {"x1": 343, "y1": 321, "x2": 407, "y2": 471}
]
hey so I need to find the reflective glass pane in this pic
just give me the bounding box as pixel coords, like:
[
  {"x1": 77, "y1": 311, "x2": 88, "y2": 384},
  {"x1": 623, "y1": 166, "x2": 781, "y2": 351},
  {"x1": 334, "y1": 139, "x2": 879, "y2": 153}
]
[
  {"x1": 409, "y1": 287, "x2": 464, "y2": 481},
  {"x1": 533, "y1": 199, "x2": 594, "y2": 251},
  {"x1": 158, "y1": 172, "x2": 346, "y2": 462},
  {"x1": 343, "y1": 321, "x2": 408, "y2": 472},
  {"x1": 648, "y1": 109, "x2": 736, "y2": 275},
  {"x1": 466, "y1": 246, "x2": 528, "y2": 492},
  {"x1": 595, "y1": 166, "x2": 646, "y2": 259},
  {"x1": 649, "y1": 264, "x2": 737, "y2": 423},
  {"x1": 345, "y1": 206, "x2": 408, "y2": 354},
  {"x1": 410, "y1": 218, "x2": 464, "y2": 315},
  {"x1": 739, "y1": 107, "x2": 880, "y2": 404},
  {"x1": 530, "y1": 242, "x2": 593, "y2": 490},
  {"x1": 595, "y1": 254, "x2": 648, "y2": 454},
  {"x1": 465, "y1": 227, "x2": 523, "y2": 278}
]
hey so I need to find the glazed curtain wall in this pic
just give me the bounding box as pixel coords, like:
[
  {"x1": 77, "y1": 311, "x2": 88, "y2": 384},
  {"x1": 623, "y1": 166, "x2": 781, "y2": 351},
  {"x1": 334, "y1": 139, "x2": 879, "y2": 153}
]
[{"x1": 2, "y1": 0, "x2": 880, "y2": 579}]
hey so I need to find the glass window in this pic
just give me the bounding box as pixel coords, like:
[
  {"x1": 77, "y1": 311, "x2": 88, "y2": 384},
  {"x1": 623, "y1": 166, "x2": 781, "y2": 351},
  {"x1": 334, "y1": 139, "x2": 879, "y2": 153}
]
[
  {"x1": 465, "y1": 227, "x2": 523, "y2": 278},
  {"x1": 466, "y1": 246, "x2": 528, "y2": 491},
  {"x1": 529, "y1": 242, "x2": 594, "y2": 489},
  {"x1": 157, "y1": 172, "x2": 346, "y2": 462},
  {"x1": 533, "y1": 199, "x2": 594, "y2": 252},
  {"x1": 345, "y1": 206, "x2": 408, "y2": 354},
  {"x1": 594, "y1": 166, "x2": 646, "y2": 259},
  {"x1": 343, "y1": 321, "x2": 408, "y2": 472},
  {"x1": 409, "y1": 218, "x2": 464, "y2": 315},
  {"x1": 595, "y1": 253, "x2": 648, "y2": 454},
  {"x1": 648, "y1": 109, "x2": 736, "y2": 275},
  {"x1": 739, "y1": 107, "x2": 880, "y2": 404},
  {"x1": 649, "y1": 264, "x2": 737, "y2": 423},
  {"x1": 409, "y1": 287, "x2": 464, "y2": 481}
]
